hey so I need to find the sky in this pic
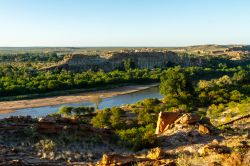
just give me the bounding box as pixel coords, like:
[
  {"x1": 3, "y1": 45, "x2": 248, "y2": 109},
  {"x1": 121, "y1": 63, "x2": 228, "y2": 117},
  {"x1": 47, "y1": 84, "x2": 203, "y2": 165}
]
[{"x1": 0, "y1": 0, "x2": 250, "y2": 47}]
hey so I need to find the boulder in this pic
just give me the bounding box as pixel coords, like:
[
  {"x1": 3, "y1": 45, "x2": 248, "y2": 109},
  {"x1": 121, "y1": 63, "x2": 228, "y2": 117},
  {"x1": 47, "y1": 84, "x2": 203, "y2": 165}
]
[
  {"x1": 175, "y1": 113, "x2": 200, "y2": 125},
  {"x1": 155, "y1": 111, "x2": 181, "y2": 134}
]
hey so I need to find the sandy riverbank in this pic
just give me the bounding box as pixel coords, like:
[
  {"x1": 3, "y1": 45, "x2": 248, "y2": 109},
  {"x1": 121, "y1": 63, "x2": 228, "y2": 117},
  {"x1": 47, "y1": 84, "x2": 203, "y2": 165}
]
[{"x1": 0, "y1": 84, "x2": 158, "y2": 114}]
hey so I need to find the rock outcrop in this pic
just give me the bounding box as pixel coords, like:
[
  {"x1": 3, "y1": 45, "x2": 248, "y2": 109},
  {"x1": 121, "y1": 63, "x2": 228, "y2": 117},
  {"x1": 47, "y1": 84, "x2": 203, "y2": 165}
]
[
  {"x1": 155, "y1": 111, "x2": 202, "y2": 134},
  {"x1": 37, "y1": 115, "x2": 113, "y2": 136},
  {"x1": 155, "y1": 111, "x2": 181, "y2": 134},
  {"x1": 46, "y1": 51, "x2": 203, "y2": 72}
]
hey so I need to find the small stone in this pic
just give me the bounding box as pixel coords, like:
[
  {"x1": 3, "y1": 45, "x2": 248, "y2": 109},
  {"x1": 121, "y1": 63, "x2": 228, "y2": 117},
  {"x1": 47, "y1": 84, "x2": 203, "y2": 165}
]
[
  {"x1": 211, "y1": 139, "x2": 219, "y2": 145},
  {"x1": 198, "y1": 124, "x2": 211, "y2": 135},
  {"x1": 147, "y1": 147, "x2": 164, "y2": 160}
]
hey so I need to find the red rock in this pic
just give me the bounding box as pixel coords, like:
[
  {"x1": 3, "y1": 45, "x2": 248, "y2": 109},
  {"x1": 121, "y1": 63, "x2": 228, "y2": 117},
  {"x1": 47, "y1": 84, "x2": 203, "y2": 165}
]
[{"x1": 155, "y1": 111, "x2": 181, "y2": 134}]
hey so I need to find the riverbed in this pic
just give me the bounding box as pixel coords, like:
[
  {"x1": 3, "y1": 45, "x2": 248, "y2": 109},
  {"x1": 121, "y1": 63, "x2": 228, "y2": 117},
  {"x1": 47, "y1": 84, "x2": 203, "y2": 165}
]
[{"x1": 0, "y1": 85, "x2": 162, "y2": 118}]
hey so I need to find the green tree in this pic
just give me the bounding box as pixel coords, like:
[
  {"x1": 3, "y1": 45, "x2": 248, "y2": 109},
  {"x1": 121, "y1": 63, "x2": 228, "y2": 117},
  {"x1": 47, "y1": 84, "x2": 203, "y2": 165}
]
[
  {"x1": 160, "y1": 66, "x2": 193, "y2": 97},
  {"x1": 230, "y1": 90, "x2": 243, "y2": 102},
  {"x1": 91, "y1": 109, "x2": 111, "y2": 128},
  {"x1": 58, "y1": 106, "x2": 74, "y2": 116},
  {"x1": 123, "y1": 58, "x2": 135, "y2": 71},
  {"x1": 109, "y1": 107, "x2": 125, "y2": 128}
]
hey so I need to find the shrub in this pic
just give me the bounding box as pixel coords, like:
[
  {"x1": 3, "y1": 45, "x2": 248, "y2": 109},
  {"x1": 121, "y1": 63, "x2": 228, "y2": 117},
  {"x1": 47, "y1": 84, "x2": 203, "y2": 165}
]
[
  {"x1": 58, "y1": 106, "x2": 74, "y2": 116},
  {"x1": 230, "y1": 90, "x2": 243, "y2": 102},
  {"x1": 92, "y1": 107, "x2": 126, "y2": 129},
  {"x1": 137, "y1": 109, "x2": 156, "y2": 125},
  {"x1": 72, "y1": 106, "x2": 95, "y2": 117},
  {"x1": 143, "y1": 98, "x2": 161, "y2": 108},
  {"x1": 109, "y1": 107, "x2": 125, "y2": 129},
  {"x1": 38, "y1": 139, "x2": 56, "y2": 152},
  {"x1": 91, "y1": 108, "x2": 111, "y2": 128},
  {"x1": 58, "y1": 106, "x2": 95, "y2": 117},
  {"x1": 116, "y1": 124, "x2": 156, "y2": 151},
  {"x1": 207, "y1": 104, "x2": 225, "y2": 118}
]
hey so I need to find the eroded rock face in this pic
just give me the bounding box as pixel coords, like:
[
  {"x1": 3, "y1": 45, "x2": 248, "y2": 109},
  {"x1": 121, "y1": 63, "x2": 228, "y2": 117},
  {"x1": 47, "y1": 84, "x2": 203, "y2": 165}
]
[
  {"x1": 47, "y1": 51, "x2": 203, "y2": 72},
  {"x1": 155, "y1": 112, "x2": 202, "y2": 134},
  {"x1": 37, "y1": 115, "x2": 113, "y2": 136},
  {"x1": 155, "y1": 111, "x2": 181, "y2": 134}
]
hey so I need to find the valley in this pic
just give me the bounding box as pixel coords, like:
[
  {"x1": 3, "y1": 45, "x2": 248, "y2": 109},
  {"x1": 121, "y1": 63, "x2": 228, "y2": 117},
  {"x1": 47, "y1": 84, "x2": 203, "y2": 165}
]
[{"x1": 0, "y1": 45, "x2": 249, "y2": 165}]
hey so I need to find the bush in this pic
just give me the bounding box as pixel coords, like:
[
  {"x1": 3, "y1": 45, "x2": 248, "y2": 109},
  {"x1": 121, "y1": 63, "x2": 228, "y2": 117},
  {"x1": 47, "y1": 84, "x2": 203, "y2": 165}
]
[
  {"x1": 142, "y1": 98, "x2": 161, "y2": 108},
  {"x1": 116, "y1": 124, "x2": 156, "y2": 151},
  {"x1": 137, "y1": 109, "x2": 156, "y2": 125},
  {"x1": 58, "y1": 106, "x2": 95, "y2": 117},
  {"x1": 207, "y1": 104, "x2": 225, "y2": 118},
  {"x1": 91, "y1": 108, "x2": 111, "y2": 128},
  {"x1": 72, "y1": 106, "x2": 95, "y2": 117},
  {"x1": 230, "y1": 90, "x2": 243, "y2": 102},
  {"x1": 109, "y1": 107, "x2": 125, "y2": 128},
  {"x1": 92, "y1": 107, "x2": 126, "y2": 129},
  {"x1": 58, "y1": 106, "x2": 74, "y2": 116}
]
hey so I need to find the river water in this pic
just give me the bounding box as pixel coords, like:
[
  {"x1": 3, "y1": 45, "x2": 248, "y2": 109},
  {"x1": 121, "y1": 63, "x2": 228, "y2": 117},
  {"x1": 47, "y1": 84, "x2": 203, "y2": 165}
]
[{"x1": 0, "y1": 86, "x2": 162, "y2": 119}]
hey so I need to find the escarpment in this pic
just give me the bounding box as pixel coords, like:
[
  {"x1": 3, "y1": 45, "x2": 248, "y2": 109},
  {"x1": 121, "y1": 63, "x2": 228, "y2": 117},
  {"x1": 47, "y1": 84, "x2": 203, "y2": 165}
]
[{"x1": 46, "y1": 51, "x2": 203, "y2": 72}]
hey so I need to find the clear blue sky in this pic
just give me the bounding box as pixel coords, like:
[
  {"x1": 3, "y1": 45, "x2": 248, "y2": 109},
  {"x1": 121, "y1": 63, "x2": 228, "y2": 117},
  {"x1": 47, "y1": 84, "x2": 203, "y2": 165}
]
[{"x1": 0, "y1": 0, "x2": 249, "y2": 47}]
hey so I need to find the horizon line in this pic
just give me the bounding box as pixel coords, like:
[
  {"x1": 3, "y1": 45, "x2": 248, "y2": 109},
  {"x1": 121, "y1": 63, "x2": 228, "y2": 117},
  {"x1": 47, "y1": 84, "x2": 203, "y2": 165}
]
[{"x1": 0, "y1": 44, "x2": 248, "y2": 48}]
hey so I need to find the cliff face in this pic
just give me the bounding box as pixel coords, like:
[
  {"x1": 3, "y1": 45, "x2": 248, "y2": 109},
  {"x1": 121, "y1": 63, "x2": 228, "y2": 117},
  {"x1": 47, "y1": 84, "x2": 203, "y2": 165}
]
[{"x1": 48, "y1": 51, "x2": 202, "y2": 71}]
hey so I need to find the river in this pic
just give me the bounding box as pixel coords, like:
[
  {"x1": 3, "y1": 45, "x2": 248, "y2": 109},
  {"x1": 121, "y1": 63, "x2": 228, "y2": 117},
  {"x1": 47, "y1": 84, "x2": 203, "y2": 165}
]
[{"x1": 0, "y1": 86, "x2": 162, "y2": 119}]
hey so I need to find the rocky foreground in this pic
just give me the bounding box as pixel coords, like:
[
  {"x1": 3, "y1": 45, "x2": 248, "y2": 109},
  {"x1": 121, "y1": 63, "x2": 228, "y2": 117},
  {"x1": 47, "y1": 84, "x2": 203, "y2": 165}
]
[{"x1": 0, "y1": 111, "x2": 249, "y2": 166}]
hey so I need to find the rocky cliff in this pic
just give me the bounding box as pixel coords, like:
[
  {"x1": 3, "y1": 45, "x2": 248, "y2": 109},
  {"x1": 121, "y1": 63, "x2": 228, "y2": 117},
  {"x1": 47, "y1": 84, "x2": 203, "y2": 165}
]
[{"x1": 46, "y1": 51, "x2": 202, "y2": 72}]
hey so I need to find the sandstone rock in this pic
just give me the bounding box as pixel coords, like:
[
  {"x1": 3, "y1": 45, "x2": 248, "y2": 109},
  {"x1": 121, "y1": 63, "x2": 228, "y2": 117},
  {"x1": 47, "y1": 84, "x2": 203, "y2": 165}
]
[
  {"x1": 198, "y1": 124, "x2": 211, "y2": 135},
  {"x1": 211, "y1": 139, "x2": 219, "y2": 144},
  {"x1": 147, "y1": 147, "x2": 164, "y2": 160},
  {"x1": 222, "y1": 152, "x2": 247, "y2": 166},
  {"x1": 175, "y1": 113, "x2": 200, "y2": 125},
  {"x1": 155, "y1": 111, "x2": 181, "y2": 134},
  {"x1": 46, "y1": 51, "x2": 201, "y2": 72}
]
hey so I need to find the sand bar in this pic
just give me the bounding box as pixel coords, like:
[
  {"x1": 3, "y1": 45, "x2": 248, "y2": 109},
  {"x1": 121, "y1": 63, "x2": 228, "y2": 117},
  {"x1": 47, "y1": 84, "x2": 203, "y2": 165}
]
[{"x1": 0, "y1": 83, "x2": 159, "y2": 114}]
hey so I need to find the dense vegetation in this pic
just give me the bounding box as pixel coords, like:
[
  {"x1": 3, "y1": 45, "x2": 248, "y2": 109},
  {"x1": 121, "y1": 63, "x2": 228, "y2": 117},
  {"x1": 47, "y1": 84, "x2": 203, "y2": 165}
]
[
  {"x1": 88, "y1": 66, "x2": 250, "y2": 150},
  {"x1": 0, "y1": 49, "x2": 249, "y2": 152},
  {"x1": 0, "y1": 61, "x2": 249, "y2": 100},
  {"x1": 0, "y1": 52, "x2": 65, "y2": 62}
]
